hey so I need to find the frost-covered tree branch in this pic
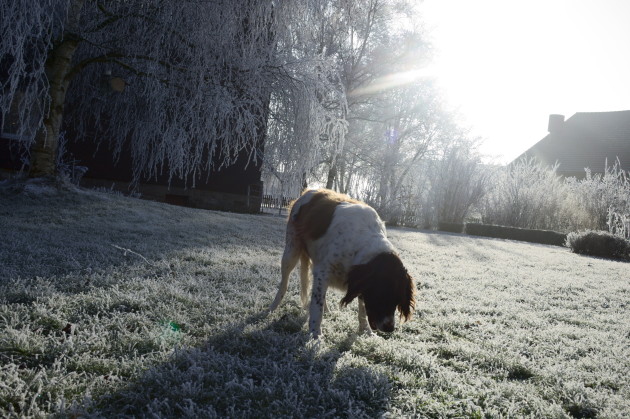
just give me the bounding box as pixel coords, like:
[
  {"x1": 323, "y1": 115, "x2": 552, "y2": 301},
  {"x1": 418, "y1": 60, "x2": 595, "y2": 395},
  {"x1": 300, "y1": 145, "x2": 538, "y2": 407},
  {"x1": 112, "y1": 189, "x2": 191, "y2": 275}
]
[{"x1": 1, "y1": 0, "x2": 347, "y2": 185}]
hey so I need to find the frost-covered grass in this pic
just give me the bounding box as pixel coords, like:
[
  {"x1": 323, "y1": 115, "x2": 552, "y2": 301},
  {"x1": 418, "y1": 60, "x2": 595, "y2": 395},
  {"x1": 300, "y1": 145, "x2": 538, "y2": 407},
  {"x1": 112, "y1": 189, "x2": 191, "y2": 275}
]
[{"x1": 1, "y1": 184, "x2": 628, "y2": 418}]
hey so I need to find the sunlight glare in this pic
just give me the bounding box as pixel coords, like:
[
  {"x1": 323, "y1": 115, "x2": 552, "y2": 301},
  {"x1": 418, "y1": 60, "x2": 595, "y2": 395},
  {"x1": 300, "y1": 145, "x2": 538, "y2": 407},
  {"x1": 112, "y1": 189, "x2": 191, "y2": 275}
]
[
  {"x1": 348, "y1": 68, "x2": 435, "y2": 98},
  {"x1": 418, "y1": 0, "x2": 630, "y2": 163}
]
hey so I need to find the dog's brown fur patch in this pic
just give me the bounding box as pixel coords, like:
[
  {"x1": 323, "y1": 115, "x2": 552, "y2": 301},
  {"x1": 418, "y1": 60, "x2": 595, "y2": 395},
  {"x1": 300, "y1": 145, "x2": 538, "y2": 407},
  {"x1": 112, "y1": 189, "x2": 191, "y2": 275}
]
[{"x1": 291, "y1": 189, "x2": 363, "y2": 241}]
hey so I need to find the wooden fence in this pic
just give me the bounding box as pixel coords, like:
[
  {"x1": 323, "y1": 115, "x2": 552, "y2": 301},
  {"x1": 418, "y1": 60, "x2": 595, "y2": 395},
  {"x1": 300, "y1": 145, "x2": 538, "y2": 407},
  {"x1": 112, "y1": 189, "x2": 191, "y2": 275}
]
[{"x1": 260, "y1": 194, "x2": 295, "y2": 214}]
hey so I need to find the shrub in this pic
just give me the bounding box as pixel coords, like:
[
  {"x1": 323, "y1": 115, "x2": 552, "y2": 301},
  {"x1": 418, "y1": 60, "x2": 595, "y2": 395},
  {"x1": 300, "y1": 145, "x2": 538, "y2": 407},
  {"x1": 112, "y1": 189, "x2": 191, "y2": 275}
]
[
  {"x1": 376, "y1": 140, "x2": 488, "y2": 229},
  {"x1": 431, "y1": 143, "x2": 488, "y2": 225},
  {"x1": 565, "y1": 230, "x2": 630, "y2": 261},
  {"x1": 565, "y1": 159, "x2": 630, "y2": 233},
  {"x1": 480, "y1": 157, "x2": 589, "y2": 232},
  {"x1": 608, "y1": 208, "x2": 630, "y2": 240}
]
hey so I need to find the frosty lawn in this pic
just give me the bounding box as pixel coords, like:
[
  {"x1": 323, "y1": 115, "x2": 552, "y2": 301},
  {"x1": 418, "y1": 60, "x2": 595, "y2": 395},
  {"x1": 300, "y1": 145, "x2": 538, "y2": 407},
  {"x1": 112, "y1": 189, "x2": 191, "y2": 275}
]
[{"x1": 1, "y1": 185, "x2": 628, "y2": 417}]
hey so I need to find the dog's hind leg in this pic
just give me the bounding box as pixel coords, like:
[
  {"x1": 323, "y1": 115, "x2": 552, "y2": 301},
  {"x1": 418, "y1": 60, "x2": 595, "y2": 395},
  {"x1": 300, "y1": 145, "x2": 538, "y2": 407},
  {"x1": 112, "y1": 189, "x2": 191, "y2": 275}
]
[
  {"x1": 269, "y1": 224, "x2": 301, "y2": 312},
  {"x1": 299, "y1": 253, "x2": 311, "y2": 308},
  {"x1": 308, "y1": 266, "x2": 328, "y2": 339}
]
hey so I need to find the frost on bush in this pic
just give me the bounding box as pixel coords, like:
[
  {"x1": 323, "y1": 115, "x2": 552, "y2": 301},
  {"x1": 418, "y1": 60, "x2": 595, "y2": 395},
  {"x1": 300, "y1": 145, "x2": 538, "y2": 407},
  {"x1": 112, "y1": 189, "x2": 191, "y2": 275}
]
[
  {"x1": 565, "y1": 230, "x2": 630, "y2": 261},
  {"x1": 566, "y1": 159, "x2": 630, "y2": 235},
  {"x1": 481, "y1": 157, "x2": 630, "y2": 235},
  {"x1": 481, "y1": 157, "x2": 587, "y2": 232},
  {"x1": 607, "y1": 208, "x2": 630, "y2": 240}
]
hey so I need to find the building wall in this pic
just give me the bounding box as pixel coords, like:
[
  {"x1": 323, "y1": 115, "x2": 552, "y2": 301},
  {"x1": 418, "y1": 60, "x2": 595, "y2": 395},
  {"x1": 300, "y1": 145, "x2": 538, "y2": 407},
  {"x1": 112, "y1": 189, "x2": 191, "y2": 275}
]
[{"x1": 0, "y1": 133, "x2": 264, "y2": 213}]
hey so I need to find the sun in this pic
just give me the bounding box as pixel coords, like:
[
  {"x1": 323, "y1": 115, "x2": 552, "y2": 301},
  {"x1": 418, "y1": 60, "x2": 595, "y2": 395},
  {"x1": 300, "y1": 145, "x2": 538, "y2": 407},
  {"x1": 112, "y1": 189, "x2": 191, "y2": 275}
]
[{"x1": 417, "y1": 0, "x2": 630, "y2": 163}]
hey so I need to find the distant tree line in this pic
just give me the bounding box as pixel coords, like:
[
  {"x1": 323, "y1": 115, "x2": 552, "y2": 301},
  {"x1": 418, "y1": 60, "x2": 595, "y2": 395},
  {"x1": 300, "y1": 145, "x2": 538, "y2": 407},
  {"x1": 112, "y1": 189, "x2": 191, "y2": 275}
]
[{"x1": 2, "y1": 0, "x2": 489, "y2": 211}]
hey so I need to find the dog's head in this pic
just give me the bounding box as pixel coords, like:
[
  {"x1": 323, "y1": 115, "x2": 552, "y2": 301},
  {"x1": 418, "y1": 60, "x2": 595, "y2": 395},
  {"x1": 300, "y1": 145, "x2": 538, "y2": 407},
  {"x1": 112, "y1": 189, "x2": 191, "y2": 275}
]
[{"x1": 340, "y1": 253, "x2": 416, "y2": 333}]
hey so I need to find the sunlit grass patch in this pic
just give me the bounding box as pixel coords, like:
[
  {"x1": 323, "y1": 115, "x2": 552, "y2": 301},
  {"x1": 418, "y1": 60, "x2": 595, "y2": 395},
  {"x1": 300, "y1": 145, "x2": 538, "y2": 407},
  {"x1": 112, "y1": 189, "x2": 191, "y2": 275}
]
[{"x1": 1, "y1": 187, "x2": 628, "y2": 417}]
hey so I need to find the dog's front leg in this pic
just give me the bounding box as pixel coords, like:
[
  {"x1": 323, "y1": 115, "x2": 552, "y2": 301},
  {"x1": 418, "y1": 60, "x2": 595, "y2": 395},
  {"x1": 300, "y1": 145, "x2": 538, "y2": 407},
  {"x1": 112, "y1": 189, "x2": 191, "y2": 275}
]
[
  {"x1": 357, "y1": 297, "x2": 373, "y2": 335},
  {"x1": 308, "y1": 268, "x2": 328, "y2": 339}
]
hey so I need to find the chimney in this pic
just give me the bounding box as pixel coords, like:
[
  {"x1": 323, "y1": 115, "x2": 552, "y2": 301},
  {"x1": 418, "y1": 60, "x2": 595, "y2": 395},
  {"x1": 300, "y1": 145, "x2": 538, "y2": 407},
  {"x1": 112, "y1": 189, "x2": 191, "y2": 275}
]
[{"x1": 548, "y1": 114, "x2": 565, "y2": 133}]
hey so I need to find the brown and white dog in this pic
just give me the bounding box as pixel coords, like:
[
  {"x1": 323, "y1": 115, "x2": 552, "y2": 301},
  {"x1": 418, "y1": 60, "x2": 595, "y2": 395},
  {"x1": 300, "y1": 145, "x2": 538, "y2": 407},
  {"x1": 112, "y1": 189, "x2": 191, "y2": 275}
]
[{"x1": 269, "y1": 188, "x2": 416, "y2": 338}]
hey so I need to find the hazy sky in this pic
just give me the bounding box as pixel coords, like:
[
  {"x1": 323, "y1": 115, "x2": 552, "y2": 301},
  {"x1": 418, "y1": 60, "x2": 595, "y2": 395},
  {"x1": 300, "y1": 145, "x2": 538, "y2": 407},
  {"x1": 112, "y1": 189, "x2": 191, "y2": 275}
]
[{"x1": 418, "y1": 0, "x2": 630, "y2": 163}]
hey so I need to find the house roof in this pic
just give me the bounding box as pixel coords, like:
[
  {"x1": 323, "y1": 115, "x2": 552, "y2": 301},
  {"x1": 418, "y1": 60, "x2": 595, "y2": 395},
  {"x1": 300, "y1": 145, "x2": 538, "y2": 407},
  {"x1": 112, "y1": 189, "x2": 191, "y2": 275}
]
[{"x1": 514, "y1": 110, "x2": 630, "y2": 175}]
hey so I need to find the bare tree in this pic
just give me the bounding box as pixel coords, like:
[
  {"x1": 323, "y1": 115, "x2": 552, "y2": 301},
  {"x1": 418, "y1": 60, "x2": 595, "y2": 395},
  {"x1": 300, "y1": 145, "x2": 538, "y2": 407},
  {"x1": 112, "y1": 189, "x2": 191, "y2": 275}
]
[
  {"x1": 267, "y1": 0, "x2": 429, "y2": 191},
  {"x1": 1, "y1": 0, "x2": 346, "y2": 183},
  {"x1": 481, "y1": 158, "x2": 571, "y2": 230},
  {"x1": 348, "y1": 80, "x2": 454, "y2": 212},
  {"x1": 430, "y1": 138, "x2": 488, "y2": 224}
]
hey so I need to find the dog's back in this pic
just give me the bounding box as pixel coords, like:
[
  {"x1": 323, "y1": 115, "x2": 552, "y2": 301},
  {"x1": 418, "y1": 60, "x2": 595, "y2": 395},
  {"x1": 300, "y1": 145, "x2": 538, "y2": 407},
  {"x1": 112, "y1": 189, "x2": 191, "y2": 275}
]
[{"x1": 289, "y1": 189, "x2": 363, "y2": 242}]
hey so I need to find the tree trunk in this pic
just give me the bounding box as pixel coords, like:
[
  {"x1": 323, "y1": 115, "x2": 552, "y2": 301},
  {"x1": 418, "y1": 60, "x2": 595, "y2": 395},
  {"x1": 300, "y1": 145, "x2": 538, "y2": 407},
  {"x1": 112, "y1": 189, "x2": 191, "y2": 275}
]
[
  {"x1": 325, "y1": 160, "x2": 337, "y2": 190},
  {"x1": 301, "y1": 172, "x2": 308, "y2": 190},
  {"x1": 29, "y1": 0, "x2": 84, "y2": 178},
  {"x1": 29, "y1": 37, "x2": 81, "y2": 178}
]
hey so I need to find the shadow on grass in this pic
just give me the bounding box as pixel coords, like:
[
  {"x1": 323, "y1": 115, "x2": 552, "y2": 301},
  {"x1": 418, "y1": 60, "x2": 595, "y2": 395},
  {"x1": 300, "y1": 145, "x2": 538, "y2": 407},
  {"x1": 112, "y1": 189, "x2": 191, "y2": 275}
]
[
  {"x1": 422, "y1": 228, "x2": 553, "y2": 262},
  {"x1": 0, "y1": 187, "x2": 285, "y2": 302},
  {"x1": 82, "y1": 311, "x2": 392, "y2": 418}
]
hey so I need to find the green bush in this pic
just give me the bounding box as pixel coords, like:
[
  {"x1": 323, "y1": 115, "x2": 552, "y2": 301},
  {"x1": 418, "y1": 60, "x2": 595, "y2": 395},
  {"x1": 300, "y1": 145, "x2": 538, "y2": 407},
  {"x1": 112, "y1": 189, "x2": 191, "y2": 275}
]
[{"x1": 565, "y1": 230, "x2": 630, "y2": 261}]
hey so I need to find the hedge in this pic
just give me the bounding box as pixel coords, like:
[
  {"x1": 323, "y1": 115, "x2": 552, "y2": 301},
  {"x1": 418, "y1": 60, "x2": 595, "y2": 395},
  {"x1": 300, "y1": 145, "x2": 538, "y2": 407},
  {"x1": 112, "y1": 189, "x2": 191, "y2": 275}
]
[
  {"x1": 464, "y1": 223, "x2": 567, "y2": 246},
  {"x1": 437, "y1": 221, "x2": 465, "y2": 234}
]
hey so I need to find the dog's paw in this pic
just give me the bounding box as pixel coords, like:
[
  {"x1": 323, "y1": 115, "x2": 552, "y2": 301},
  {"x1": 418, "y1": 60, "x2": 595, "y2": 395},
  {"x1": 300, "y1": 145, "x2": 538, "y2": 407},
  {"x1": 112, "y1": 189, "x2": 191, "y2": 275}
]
[
  {"x1": 358, "y1": 326, "x2": 373, "y2": 336},
  {"x1": 305, "y1": 333, "x2": 324, "y2": 350},
  {"x1": 309, "y1": 322, "x2": 328, "y2": 341},
  {"x1": 309, "y1": 330, "x2": 322, "y2": 340},
  {"x1": 268, "y1": 300, "x2": 281, "y2": 313}
]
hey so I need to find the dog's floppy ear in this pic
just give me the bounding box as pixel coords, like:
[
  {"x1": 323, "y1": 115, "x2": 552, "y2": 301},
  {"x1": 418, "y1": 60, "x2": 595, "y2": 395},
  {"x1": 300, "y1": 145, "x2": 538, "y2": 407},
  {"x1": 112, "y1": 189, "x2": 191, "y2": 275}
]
[
  {"x1": 340, "y1": 263, "x2": 371, "y2": 307},
  {"x1": 397, "y1": 269, "x2": 416, "y2": 322}
]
